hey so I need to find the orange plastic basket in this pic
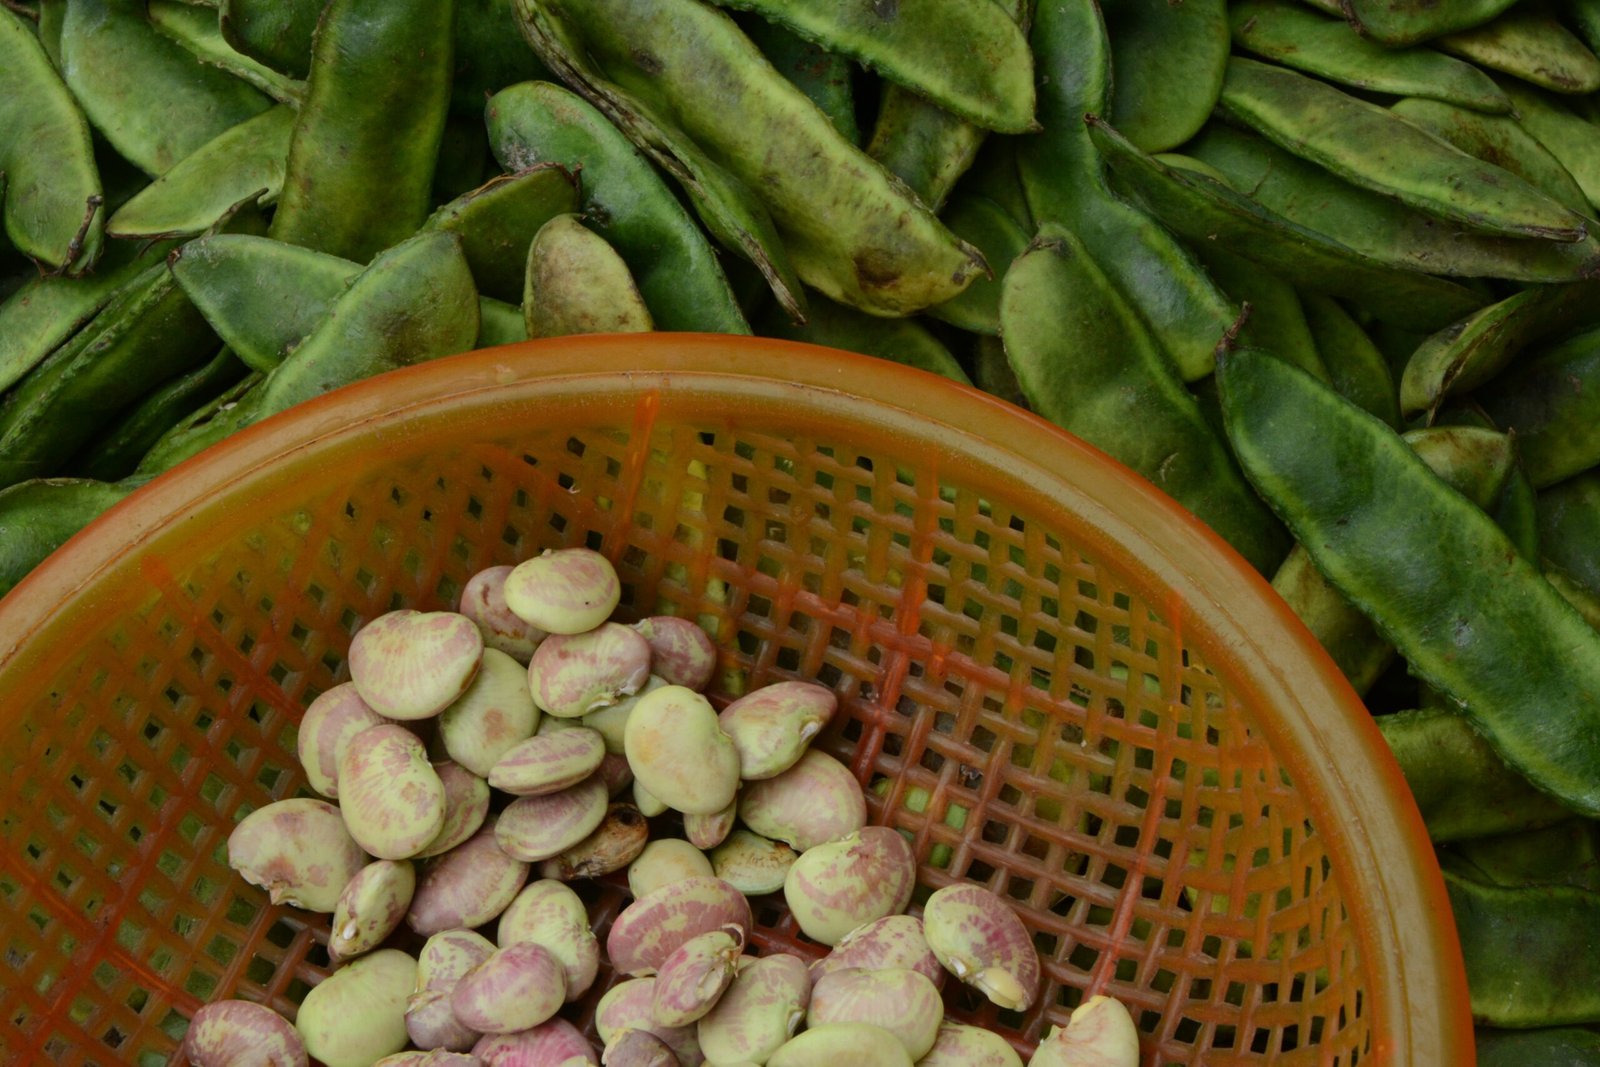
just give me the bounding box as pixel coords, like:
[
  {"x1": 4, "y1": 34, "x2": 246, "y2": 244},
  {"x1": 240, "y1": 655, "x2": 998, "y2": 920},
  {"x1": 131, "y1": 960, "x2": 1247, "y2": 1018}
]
[{"x1": 0, "y1": 335, "x2": 1470, "y2": 1066}]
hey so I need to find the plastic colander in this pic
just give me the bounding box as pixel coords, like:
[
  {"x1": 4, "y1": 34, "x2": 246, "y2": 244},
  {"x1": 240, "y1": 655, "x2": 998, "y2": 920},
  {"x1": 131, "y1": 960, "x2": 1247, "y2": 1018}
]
[{"x1": 0, "y1": 335, "x2": 1470, "y2": 1066}]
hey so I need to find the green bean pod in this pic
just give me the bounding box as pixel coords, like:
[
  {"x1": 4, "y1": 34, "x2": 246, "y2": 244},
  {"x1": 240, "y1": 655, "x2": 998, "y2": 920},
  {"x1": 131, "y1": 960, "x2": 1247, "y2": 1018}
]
[
  {"x1": 1020, "y1": 0, "x2": 1237, "y2": 382},
  {"x1": 0, "y1": 476, "x2": 137, "y2": 596},
  {"x1": 972, "y1": 334, "x2": 1025, "y2": 409},
  {"x1": 1479, "y1": 326, "x2": 1600, "y2": 488},
  {"x1": 518, "y1": 0, "x2": 984, "y2": 318},
  {"x1": 421, "y1": 165, "x2": 580, "y2": 303},
  {"x1": 1400, "y1": 281, "x2": 1600, "y2": 418},
  {"x1": 270, "y1": 0, "x2": 455, "y2": 262},
  {"x1": 1000, "y1": 225, "x2": 1288, "y2": 573},
  {"x1": 1444, "y1": 867, "x2": 1600, "y2": 1026},
  {"x1": 1438, "y1": 8, "x2": 1600, "y2": 95},
  {"x1": 740, "y1": 15, "x2": 858, "y2": 144},
  {"x1": 37, "y1": 0, "x2": 64, "y2": 68},
  {"x1": 147, "y1": 0, "x2": 304, "y2": 104},
  {"x1": 756, "y1": 293, "x2": 970, "y2": 385},
  {"x1": 1496, "y1": 78, "x2": 1600, "y2": 212},
  {"x1": 1448, "y1": 821, "x2": 1600, "y2": 892},
  {"x1": 451, "y1": 0, "x2": 551, "y2": 116},
  {"x1": 60, "y1": 0, "x2": 271, "y2": 176},
  {"x1": 1088, "y1": 120, "x2": 1486, "y2": 331},
  {"x1": 705, "y1": 0, "x2": 1036, "y2": 133},
  {"x1": 523, "y1": 213, "x2": 653, "y2": 337},
  {"x1": 486, "y1": 80, "x2": 750, "y2": 334},
  {"x1": 1537, "y1": 471, "x2": 1600, "y2": 601},
  {"x1": 926, "y1": 194, "x2": 1028, "y2": 336},
  {"x1": 1391, "y1": 97, "x2": 1591, "y2": 215},
  {"x1": 1301, "y1": 294, "x2": 1401, "y2": 429},
  {"x1": 219, "y1": 0, "x2": 319, "y2": 79},
  {"x1": 1104, "y1": 0, "x2": 1229, "y2": 152},
  {"x1": 1377, "y1": 708, "x2": 1574, "y2": 842},
  {"x1": 1344, "y1": 0, "x2": 1517, "y2": 47},
  {"x1": 1230, "y1": 0, "x2": 1510, "y2": 113},
  {"x1": 1218, "y1": 58, "x2": 1590, "y2": 242},
  {"x1": 1218, "y1": 346, "x2": 1600, "y2": 816},
  {"x1": 107, "y1": 104, "x2": 293, "y2": 240},
  {"x1": 1476, "y1": 1027, "x2": 1600, "y2": 1067},
  {"x1": 477, "y1": 296, "x2": 528, "y2": 347},
  {"x1": 1196, "y1": 247, "x2": 1329, "y2": 383},
  {"x1": 1183, "y1": 123, "x2": 1600, "y2": 284}
]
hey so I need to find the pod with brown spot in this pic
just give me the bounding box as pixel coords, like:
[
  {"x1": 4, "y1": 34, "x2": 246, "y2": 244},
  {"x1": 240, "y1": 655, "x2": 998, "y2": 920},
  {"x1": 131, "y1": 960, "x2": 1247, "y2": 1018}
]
[
  {"x1": 807, "y1": 967, "x2": 943, "y2": 1060},
  {"x1": 297, "y1": 682, "x2": 391, "y2": 798},
  {"x1": 295, "y1": 949, "x2": 416, "y2": 1067},
  {"x1": 607, "y1": 876, "x2": 753, "y2": 976},
  {"x1": 710, "y1": 830, "x2": 797, "y2": 896},
  {"x1": 718, "y1": 681, "x2": 836, "y2": 780},
  {"x1": 784, "y1": 828, "x2": 916, "y2": 946},
  {"x1": 538, "y1": 801, "x2": 650, "y2": 880},
  {"x1": 183, "y1": 1000, "x2": 307, "y2": 1067},
  {"x1": 349, "y1": 610, "x2": 484, "y2": 720},
  {"x1": 339, "y1": 723, "x2": 448, "y2": 859},
  {"x1": 415, "y1": 762, "x2": 491, "y2": 859},
  {"x1": 496, "y1": 774, "x2": 610, "y2": 861},
  {"x1": 922, "y1": 883, "x2": 1040, "y2": 1011},
  {"x1": 407, "y1": 825, "x2": 530, "y2": 936},
  {"x1": 452, "y1": 941, "x2": 567, "y2": 1034},
  {"x1": 498, "y1": 878, "x2": 600, "y2": 1001},
  {"x1": 651, "y1": 925, "x2": 745, "y2": 1027},
  {"x1": 629, "y1": 839, "x2": 716, "y2": 900},
  {"x1": 739, "y1": 749, "x2": 866, "y2": 852},
  {"x1": 504, "y1": 547, "x2": 621, "y2": 634},
  {"x1": 529, "y1": 622, "x2": 653, "y2": 718},
  {"x1": 625, "y1": 685, "x2": 741, "y2": 815},
  {"x1": 227, "y1": 797, "x2": 367, "y2": 912},
  {"x1": 696, "y1": 952, "x2": 811, "y2": 1065},
  {"x1": 330, "y1": 859, "x2": 415, "y2": 962},
  {"x1": 439, "y1": 646, "x2": 541, "y2": 777},
  {"x1": 407, "y1": 928, "x2": 495, "y2": 1052},
  {"x1": 460, "y1": 564, "x2": 549, "y2": 662},
  {"x1": 491, "y1": 727, "x2": 607, "y2": 795},
  {"x1": 596, "y1": 978, "x2": 704, "y2": 1066},
  {"x1": 633, "y1": 615, "x2": 717, "y2": 690},
  {"x1": 811, "y1": 914, "x2": 944, "y2": 988}
]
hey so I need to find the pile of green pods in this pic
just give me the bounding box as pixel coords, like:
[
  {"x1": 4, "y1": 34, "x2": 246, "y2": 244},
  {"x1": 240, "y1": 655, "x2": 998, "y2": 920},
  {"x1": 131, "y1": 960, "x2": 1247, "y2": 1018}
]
[{"x1": 5, "y1": 0, "x2": 1600, "y2": 1057}]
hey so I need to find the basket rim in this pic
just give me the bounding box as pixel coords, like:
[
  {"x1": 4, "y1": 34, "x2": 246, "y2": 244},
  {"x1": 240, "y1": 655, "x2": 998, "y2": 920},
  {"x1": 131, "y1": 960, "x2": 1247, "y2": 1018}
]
[{"x1": 0, "y1": 333, "x2": 1471, "y2": 1064}]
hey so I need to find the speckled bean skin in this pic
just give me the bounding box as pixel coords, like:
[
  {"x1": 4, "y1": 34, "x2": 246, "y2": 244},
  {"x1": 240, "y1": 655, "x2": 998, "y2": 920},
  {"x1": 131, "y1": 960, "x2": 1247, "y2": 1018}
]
[
  {"x1": 596, "y1": 978, "x2": 704, "y2": 1066},
  {"x1": 495, "y1": 774, "x2": 610, "y2": 861},
  {"x1": 460, "y1": 564, "x2": 549, "y2": 662},
  {"x1": 683, "y1": 800, "x2": 737, "y2": 851},
  {"x1": 297, "y1": 682, "x2": 391, "y2": 798},
  {"x1": 529, "y1": 621, "x2": 653, "y2": 718},
  {"x1": 498, "y1": 879, "x2": 600, "y2": 1001},
  {"x1": 330, "y1": 859, "x2": 415, "y2": 962},
  {"x1": 922, "y1": 884, "x2": 1041, "y2": 1011},
  {"x1": 373, "y1": 1052, "x2": 481, "y2": 1066},
  {"x1": 767, "y1": 1023, "x2": 912, "y2": 1066},
  {"x1": 503, "y1": 547, "x2": 621, "y2": 634},
  {"x1": 717, "y1": 681, "x2": 836, "y2": 780},
  {"x1": 783, "y1": 828, "x2": 917, "y2": 946},
  {"x1": 651, "y1": 926, "x2": 744, "y2": 1027},
  {"x1": 227, "y1": 797, "x2": 368, "y2": 912},
  {"x1": 416, "y1": 761, "x2": 492, "y2": 858},
  {"x1": 472, "y1": 1017, "x2": 600, "y2": 1065},
  {"x1": 439, "y1": 646, "x2": 541, "y2": 777},
  {"x1": 624, "y1": 685, "x2": 740, "y2": 815},
  {"x1": 339, "y1": 723, "x2": 448, "y2": 859},
  {"x1": 182, "y1": 1000, "x2": 307, "y2": 1067},
  {"x1": 604, "y1": 1028, "x2": 680, "y2": 1066},
  {"x1": 489, "y1": 727, "x2": 607, "y2": 795},
  {"x1": 810, "y1": 914, "x2": 944, "y2": 988},
  {"x1": 407, "y1": 825, "x2": 530, "y2": 935},
  {"x1": 607, "y1": 876, "x2": 752, "y2": 977},
  {"x1": 349, "y1": 609, "x2": 484, "y2": 720},
  {"x1": 737, "y1": 749, "x2": 866, "y2": 851},
  {"x1": 919, "y1": 1022, "x2": 1024, "y2": 1067},
  {"x1": 407, "y1": 929, "x2": 495, "y2": 1051},
  {"x1": 452, "y1": 941, "x2": 567, "y2": 1033},
  {"x1": 295, "y1": 949, "x2": 417, "y2": 1067},
  {"x1": 696, "y1": 952, "x2": 811, "y2": 1066},
  {"x1": 633, "y1": 615, "x2": 717, "y2": 690},
  {"x1": 807, "y1": 967, "x2": 944, "y2": 1059}
]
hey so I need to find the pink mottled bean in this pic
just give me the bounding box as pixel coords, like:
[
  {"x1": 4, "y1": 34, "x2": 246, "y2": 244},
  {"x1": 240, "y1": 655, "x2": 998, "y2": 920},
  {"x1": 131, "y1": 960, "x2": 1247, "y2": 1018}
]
[
  {"x1": 783, "y1": 828, "x2": 917, "y2": 946},
  {"x1": 330, "y1": 859, "x2": 415, "y2": 962},
  {"x1": 1028, "y1": 996, "x2": 1139, "y2": 1067},
  {"x1": 416, "y1": 762, "x2": 492, "y2": 859},
  {"x1": 810, "y1": 915, "x2": 945, "y2": 989},
  {"x1": 684, "y1": 800, "x2": 737, "y2": 851},
  {"x1": 349, "y1": 610, "x2": 483, "y2": 720},
  {"x1": 407, "y1": 825, "x2": 530, "y2": 936},
  {"x1": 489, "y1": 728, "x2": 606, "y2": 796},
  {"x1": 182, "y1": 1000, "x2": 307, "y2": 1067},
  {"x1": 528, "y1": 623, "x2": 652, "y2": 719},
  {"x1": 807, "y1": 967, "x2": 944, "y2": 1060},
  {"x1": 596, "y1": 978, "x2": 704, "y2": 1066},
  {"x1": 696, "y1": 953, "x2": 811, "y2": 1066},
  {"x1": 407, "y1": 929, "x2": 495, "y2": 1051},
  {"x1": 339, "y1": 724, "x2": 447, "y2": 860},
  {"x1": 460, "y1": 564, "x2": 549, "y2": 662},
  {"x1": 297, "y1": 682, "x2": 392, "y2": 798},
  {"x1": 227, "y1": 798, "x2": 367, "y2": 913},
  {"x1": 628, "y1": 839, "x2": 715, "y2": 900},
  {"x1": 633, "y1": 616, "x2": 717, "y2": 691},
  {"x1": 738, "y1": 749, "x2": 866, "y2": 852},
  {"x1": 718, "y1": 682, "x2": 836, "y2": 780},
  {"x1": 651, "y1": 926, "x2": 744, "y2": 1027},
  {"x1": 918, "y1": 1022, "x2": 1024, "y2": 1067},
  {"x1": 607, "y1": 876, "x2": 752, "y2": 977},
  {"x1": 373, "y1": 1052, "x2": 481, "y2": 1066},
  {"x1": 295, "y1": 949, "x2": 416, "y2": 1067},
  {"x1": 624, "y1": 686, "x2": 740, "y2": 816},
  {"x1": 598, "y1": 750, "x2": 635, "y2": 796},
  {"x1": 922, "y1": 884, "x2": 1041, "y2": 1012},
  {"x1": 495, "y1": 774, "x2": 609, "y2": 862},
  {"x1": 604, "y1": 1029, "x2": 680, "y2": 1066},
  {"x1": 473, "y1": 1017, "x2": 599, "y2": 1066},
  {"x1": 503, "y1": 547, "x2": 621, "y2": 635},
  {"x1": 439, "y1": 647, "x2": 541, "y2": 777},
  {"x1": 498, "y1": 879, "x2": 600, "y2": 1001},
  {"x1": 452, "y1": 942, "x2": 566, "y2": 1034}
]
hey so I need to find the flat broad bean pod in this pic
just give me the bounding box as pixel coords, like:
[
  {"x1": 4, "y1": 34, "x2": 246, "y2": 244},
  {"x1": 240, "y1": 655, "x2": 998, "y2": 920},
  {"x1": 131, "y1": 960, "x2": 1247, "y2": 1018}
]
[
  {"x1": 146, "y1": 0, "x2": 305, "y2": 105},
  {"x1": 1103, "y1": 0, "x2": 1229, "y2": 152},
  {"x1": 1344, "y1": 0, "x2": 1517, "y2": 47},
  {"x1": 741, "y1": 17, "x2": 858, "y2": 144},
  {"x1": 1301, "y1": 294, "x2": 1401, "y2": 429},
  {"x1": 486, "y1": 80, "x2": 750, "y2": 333},
  {"x1": 0, "y1": 476, "x2": 137, "y2": 597},
  {"x1": 1497, "y1": 77, "x2": 1600, "y2": 211},
  {"x1": 1537, "y1": 471, "x2": 1600, "y2": 600},
  {"x1": 1478, "y1": 324, "x2": 1600, "y2": 488},
  {"x1": 1448, "y1": 821, "x2": 1600, "y2": 892},
  {"x1": 1437, "y1": 7, "x2": 1600, "y2": 95},
  {"x1": 219, "y1": 0, "x2": 319, "y2": 79},
  {"x1": 1217, "y1": 347, "x2": 1600, "y2": 817},
  {"x1": 1020, "y1": 0, "x2": 1236, "y2": 382}
]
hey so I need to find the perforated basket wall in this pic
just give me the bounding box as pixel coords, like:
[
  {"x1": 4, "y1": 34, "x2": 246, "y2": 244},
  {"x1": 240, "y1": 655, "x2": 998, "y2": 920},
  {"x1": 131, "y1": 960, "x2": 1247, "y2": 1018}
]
[{"x1": 0, "y1": 337, "x2": 1470, "y2": 1066}]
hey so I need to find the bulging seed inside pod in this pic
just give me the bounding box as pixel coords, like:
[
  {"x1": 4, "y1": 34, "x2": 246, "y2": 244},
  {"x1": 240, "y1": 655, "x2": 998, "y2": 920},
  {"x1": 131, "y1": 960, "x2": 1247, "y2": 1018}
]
[
  {"x1": 633, "y1": 615, "x2": 718, "y2": 690},
  {"x1": 297, "y1": 682, "x2": 392, "y2": 799},
  {"x1": 348, "y1": 609, "x2": 484, "y2": 720},
  {"x1": 406, "y1": 823, "x2": 530, "y2": 935},
  {"x1": 807, "y1": 967, "x2": 945, "y2": 1060},
  {"x1": 650, "y1": 925, "x2": 745, "y2": 1027},
  {"x1": 415, "y1": 761, "x2": 492, "y2": 858},
  {"x1": 295, "y1": 948, "x2": 417, "y2": 1067},
  {"x1": 183, "y1": 1000, "x2": 307, "y2": 1067},
  {"x1": 696, "y1": 952, "x2": 812, "y2": 1066},
  {"x1": 528, "y1": 621, "x2": 653, "y2": 718},
  {"x1": 438, "y1": 646, "x2": 541, "y2": 777},
  {"x1": 738, "y1": 748, "x2": 867, "y2": 851},
  {"x1": 459, "y1": 564, "x2": 549, "y2": 662},
  {"x1": 226, "y1": 797, "x2": 368, "y2": 913},
  {"x1": 538, "y1": 800, "x2": 650, "y2": 880},
  {"x1": 718, "y1": 680, "x2": 837, "y2": 780},
  {"x1": 503, "y1": 547, "x2": 621, "y2": 634},
  {"x1": 624, "y1": 685, "x2": 741, "y2": 815},
  {"x1": 607, "y1": 876, "x2": 753, "y2": 977},
  {"x1": 330, "y1": 858, "x2": 415, "y2": 962},
  {"x1": 338, "y1": 723, "x2": 448, "y2": 860},
  {"x1": 922, "y1": 883, "x2": 1042, "y2": 1012},
  {"x1": 783, "y1": 828, "x2": 917, "y2": 946},
  {"x1": 495, "y1": 773, "x2": 611, "y2": 862},
  {"x1": 407, "y1": 928, "x2": 495, "y2": 1052}
]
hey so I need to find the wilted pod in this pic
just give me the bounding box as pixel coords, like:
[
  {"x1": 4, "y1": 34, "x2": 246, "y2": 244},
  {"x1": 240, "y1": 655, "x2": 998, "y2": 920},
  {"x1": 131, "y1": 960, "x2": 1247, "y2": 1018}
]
[
  {"x1": 296, "y1": 682, "x2": 391, "y2": 798},
  {"x1": 633, "y1": 615, "x2": 718, "y2": 690},
  {"x1": 539, "y1": 801, "x2": 650, "y2": 881},
  {"x1": 438, "y1": 646, "x2": 541, "y2": 777},
  {"x1": 349, "y1": 609, "x2": 484, "y2": 719},
  {"x1": 459, "y1": 563, "x2": 549, "y2": 662},
  {"x1": 652, "y1": 925, "x2": 746, "y2": 1027},
  {"x1": 452, "y1": 941, "x2": 567, "y2": 1034},
  {"x1": 183, "y1": 1000, "x2": 307, "y2": 1067},
  {"x1": 415, "y1": 762, "x2": 492, "y2": 859},
  {"x1": 807, "y1": 967, "x2": 944, "y2": 1060},
  {"x1": 296, "y1": 949, "x2": 417, "y2": 1067},
  {"x1": 407, "y1": 929, "x2": 495, "y2": 1052},
  {"x1": 625, "y1": 685, "x2": 741, "y2": 815},
  {"x1": 227, "y1": 797, "x2": 367, "y2": 912},
  {"x1": 498, "y1": 878, "x2": 601, "y2": 1001},
  {"x1": 811, "y1": 914, "x2": 944, "y2": 988},
  {"x1": 489, "y1": 727, "x2": 607, "y2": 795},
  {"x1": 330, "y1": 859, "x2": 415, "y2": 962},
  {"x1": 608, "y1": 876, "x2": 753, "y2": 977},
  {"x1": 503, "y1": 546, "x2": 621, "y2": 634},
  {"x1": 696, "y1": 952, "x2": 811, "y2": 1066},
  {"x1": 767, "y1": 1023, "x2": 913, "y2": 1066},
  {"x1": 629, "y1": 839, "x2": 716, "y2": 900},
  {"x1": 718, "y1": 681, "x2": 837, "y2": 779},
  {"x1": 495, "y1": 773, "x2": 610, "y2": 861},
  {"x1": 784, "y1": 828, "x2": 917, "y2": 945},
  {"x1": 923, "y1": 884, "x2": 1041, "y2": 1011},
  {"x1": 739, "y1": 749, "x2": 866, "y2": 851},
  {"x1": 921, "y1": 1022, "x2": 1023, "y2": 1066},
  {"x1": 1027, "y1": 996, "x2": 1140, "y2": 1067},
  {"x1": 338, "y1": 723, "x2": 448, "y2": 860},
  {"x1": 407, "y1": 824, "x2": 530, "y2": 936},
  {"x1": 529, "y1": 622, "x2": 653, "y2": 718},
  {"x1": 596, "y1": 978, "x2": 705, "y2": 1066},
  {"x1": 473, "y1": 1017, "x2": 599, "y2": 1065}
]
